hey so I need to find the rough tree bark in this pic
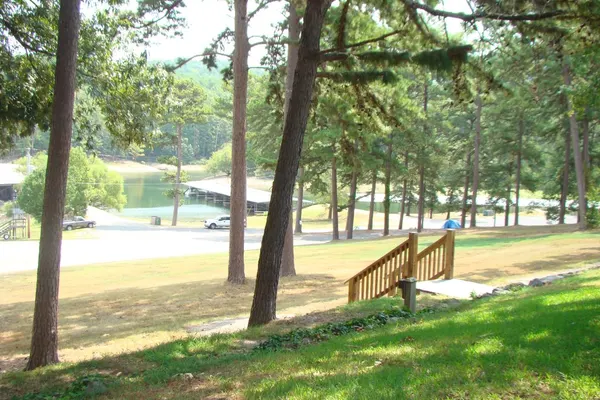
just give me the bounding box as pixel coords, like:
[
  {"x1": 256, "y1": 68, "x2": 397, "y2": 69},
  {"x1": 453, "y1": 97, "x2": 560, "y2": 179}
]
[
  {"x1": 383, "y1": 138, "x2": 392, "y2": 236},
  {"x1": 470, "y1": 91, "x2": 482, "y2": 228},
  {"x1": 281, "y1": 1, "x2": 301, "y2": 277},
  {"x1": 504, "y1": 186, "x2": 511, "y2": 226},
  {"x1": 294, "y1": 168, "x2": 304, "y2": 233},
  {"x1": 559, "y1": 125, "x2": 570, "y2": 225},
  {"x1": 417, "y1": 81, "x2": 427, "y2": 233},
  {"x1": 461, "y1": 150, "x2": 470, "y2": 228},
  {"x1": 562, "y1": 62, "x2": 586, "y2": 229},
  {"x1": 582, "y1": 107, "x2": 590, "y2": 203},
  {"x1": 228, "y1": 0, "x2": 249, "y2": 284},
  {"x1": 367, "y1": 170, "x2": 376, "y2": 230},
  {"x1": 331, "y1": 151, "x2": 339, "y2": 240},
  {"x1": 172, "y1": 123, "x2": 182, "y2": 226},
  {"x1": 514, "y1": 115, "x2": 524, "y2": 226},
  {"x1": 346, "y1": 165, "x2": 358, "y2": 239},
  {"x1": 417, "y1": 164, "x2": 425, "y2": 232},
  {"x1": 26, "y1": 0, "x2": 81, "y2": 371},
  {"x1": 398, "y1": 151, "x2": 408, "y2": 229},
  {"x1": 248, "y1": 0, "x2": 331, "y2": 327}
]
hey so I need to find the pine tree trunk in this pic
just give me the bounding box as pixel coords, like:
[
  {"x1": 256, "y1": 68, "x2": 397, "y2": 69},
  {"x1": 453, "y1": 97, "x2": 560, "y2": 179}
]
[
  {"x1": 248, "y1": 0, "x2": 330, "y2": 327},
  {"x1": 228, "y1": 0, "x2": 249, "y2": 284},
  {"x1": 346, "y1": 166, "x2": 358, "y2": 239},
  {"x1": 294, "y1": 169, "x2": 304, "y2": 233},
  {"x1": 470, "y1": 91, "x2": 482, "y2": 228},
  {"x1": 417, "y1": 164, "x2": 425, "y2": 232},
  {"x1": 582, "y1": 107, "x2": 590, "y2": 208},
  {"x1": 26, "y1": 0, "x2": 81, "y2": 371},
  {"x1": 559, "y1": 126, "x2": 570, "y2": 225},
  {"x1": 172, "y1": 123, "x2": 182, "y2": 226},
  {"x1": 504, "y1": 191, "x2": 511, "y2": 226},
  {"x1": 460, "y1": 149, "x2": 473, "y2": 229},
  {"x1": 399, "y1": 151, "x2": 408, "y2": 229},
  {"x1": 562, "y1": 63, "x2": 586, "y2": 229},
  {"x1": 281, "y1": 0, "x2": 301, "y2": 277},
  {"x1": 331, "y1": 152, "x2": 339, "y2": 240},
  {"x1": 383, "y1": 139, "x2": 392, "y2": 236},
  {"x1": 514, "y1": 116, "x2": 524, "y2": 226},
  {"x1": 367, "y1": 170, "x2": 376, "y2": 230}
]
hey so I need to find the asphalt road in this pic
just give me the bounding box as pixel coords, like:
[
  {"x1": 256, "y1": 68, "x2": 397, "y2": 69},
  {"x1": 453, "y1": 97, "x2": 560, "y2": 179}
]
[{"x1": 0, "y1": 211, "x2": 576, "y2": 275}]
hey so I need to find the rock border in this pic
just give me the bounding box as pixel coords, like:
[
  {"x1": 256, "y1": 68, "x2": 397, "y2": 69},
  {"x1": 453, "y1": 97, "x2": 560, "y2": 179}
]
[{"x1": 478, "y1": 263, "x2": 600, "y2": 299}]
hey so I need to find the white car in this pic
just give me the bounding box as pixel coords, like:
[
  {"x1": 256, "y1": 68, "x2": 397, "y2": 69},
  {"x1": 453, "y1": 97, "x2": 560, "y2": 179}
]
[{"x1": 204, "y1": 215, "x2": 230, "y2": 229}]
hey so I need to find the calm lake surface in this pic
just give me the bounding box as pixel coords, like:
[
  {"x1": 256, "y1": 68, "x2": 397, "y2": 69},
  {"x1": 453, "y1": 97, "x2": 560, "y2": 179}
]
[{"x1": 115, "y1": 171, "x2": 229, "y2": 220}]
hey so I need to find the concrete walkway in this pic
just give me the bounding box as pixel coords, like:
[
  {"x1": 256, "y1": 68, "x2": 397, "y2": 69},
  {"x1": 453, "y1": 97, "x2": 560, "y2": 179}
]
[{"x1": 417, "y1": 279, "x2": 496, "y2": 299}]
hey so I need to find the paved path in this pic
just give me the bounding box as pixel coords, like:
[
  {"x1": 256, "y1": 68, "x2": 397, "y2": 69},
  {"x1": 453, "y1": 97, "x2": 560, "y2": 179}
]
[{"x1": 417, "y1": 279, "x2": 496, "y2": 299}]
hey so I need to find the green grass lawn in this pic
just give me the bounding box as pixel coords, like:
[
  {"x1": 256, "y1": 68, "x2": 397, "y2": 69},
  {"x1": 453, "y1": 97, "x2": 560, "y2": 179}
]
[{"x1": 3, "y1": 269, "x2": 599, "y2": 400}]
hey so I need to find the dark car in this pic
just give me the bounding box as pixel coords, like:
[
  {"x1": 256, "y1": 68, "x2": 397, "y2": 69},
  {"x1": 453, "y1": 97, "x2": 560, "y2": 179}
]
[{"x1": 63, "y1": 216, "x2": 96, "y2": 231}]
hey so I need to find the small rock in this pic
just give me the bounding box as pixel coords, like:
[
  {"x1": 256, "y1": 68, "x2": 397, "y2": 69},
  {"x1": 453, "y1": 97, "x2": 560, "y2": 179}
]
[
  {"x1": 503, "y1": 282, "x2": 525, "y2": 291},
  {"x1": 174, "y1": 373, "x2": 194, "y2": 381},
  {"x1": 388, "y1": 317, "x2": 401, "y2": 322},
  {"x1": 528, "y1": 278, "x2": 544, "y2": 287},
  {"x1": 492, "y1": 289, "x2": 510, "y2": 295},
  {"x1": 301, "y1": 338, "x2": 312, "y2": 345},
  {"x1": 84, "y1": 380, "x2": 108, "y2": 396}
]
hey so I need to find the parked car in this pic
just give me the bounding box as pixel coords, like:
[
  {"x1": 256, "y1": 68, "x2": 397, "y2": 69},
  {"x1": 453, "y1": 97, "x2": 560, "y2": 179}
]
[
  {"x1": 63, "y1": 216, "x2": 96, "y2": 231},
  {"x1": 204, "y1": 215, "x2": 247, "y2": 229},
  {"x1": 204, "y1": 215, "x2": 230, "y2": 229}
]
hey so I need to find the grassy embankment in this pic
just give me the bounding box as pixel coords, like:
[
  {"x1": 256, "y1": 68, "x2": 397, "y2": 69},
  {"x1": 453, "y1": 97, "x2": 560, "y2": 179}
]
[
  {"x1": 2, "y1": 265, "x2": 599, "y2": 399},
  {"x1": 1, "y1": 225, "x2": 598, "y2": 375}
]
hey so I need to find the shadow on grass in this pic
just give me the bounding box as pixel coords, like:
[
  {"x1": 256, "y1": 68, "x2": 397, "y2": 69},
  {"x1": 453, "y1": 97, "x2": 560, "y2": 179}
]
[
  {"x1": 2, "y1": 274, "x2": 599, "y2": 400},
  {"x1": 243, "y1": 278, "x2": 600, "y2": 399},
  {"x1": 0, "y1": 273, "x2": 343, "y2": 370},
  {"x1": 455, "y1": 247, "x2": 600, "y2": 283}
]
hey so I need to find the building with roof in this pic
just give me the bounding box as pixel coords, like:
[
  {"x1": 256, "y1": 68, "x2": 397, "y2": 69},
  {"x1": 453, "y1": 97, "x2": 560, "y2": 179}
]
[{"x1": 0, "y1": 164, "x2": 24, "y2": 202}]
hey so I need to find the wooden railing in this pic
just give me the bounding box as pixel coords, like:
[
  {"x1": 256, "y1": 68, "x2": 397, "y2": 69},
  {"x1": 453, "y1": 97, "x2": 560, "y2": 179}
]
[{"x1": 346, "y1": 230, "x2": 456, "y2": 303}]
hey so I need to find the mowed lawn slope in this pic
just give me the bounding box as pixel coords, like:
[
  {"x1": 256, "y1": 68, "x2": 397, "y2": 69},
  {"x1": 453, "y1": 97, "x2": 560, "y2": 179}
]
[
  {"x1": 0, "y1": 225, "x2": 598, "y2": 373},
  {"x1": 3, "y1": 267, "x2": 599, "y2": 399}
]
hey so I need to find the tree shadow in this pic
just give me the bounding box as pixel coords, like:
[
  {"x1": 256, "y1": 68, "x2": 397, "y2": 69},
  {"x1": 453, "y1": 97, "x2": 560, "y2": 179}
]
[
  {"x1": 0, "y1": 273, "x2": 344, "y2": 371},
  {"x1": 244, "y1": 281, "x2": 600, "y2": 399}
]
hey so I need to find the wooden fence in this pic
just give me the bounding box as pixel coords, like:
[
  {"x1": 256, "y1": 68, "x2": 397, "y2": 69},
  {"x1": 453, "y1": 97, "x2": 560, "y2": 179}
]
[{"x1": 346, "y1": 230, "x2": 455, "y2": 303}]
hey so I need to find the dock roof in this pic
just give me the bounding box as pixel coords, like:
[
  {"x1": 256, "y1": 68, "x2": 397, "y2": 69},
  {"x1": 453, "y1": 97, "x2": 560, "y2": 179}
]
[
  {"x1": 185, "y1": 180, "x2": 272, "y2": 204},
  {"x1": 0, "y1": 164, "x2": 24, "y2": 186}
]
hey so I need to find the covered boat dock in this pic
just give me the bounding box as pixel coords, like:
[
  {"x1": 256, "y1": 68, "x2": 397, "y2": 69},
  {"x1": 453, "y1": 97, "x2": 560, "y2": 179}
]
[{"x1": 184, "y1": 180, "x2": 271, "y2": 214}]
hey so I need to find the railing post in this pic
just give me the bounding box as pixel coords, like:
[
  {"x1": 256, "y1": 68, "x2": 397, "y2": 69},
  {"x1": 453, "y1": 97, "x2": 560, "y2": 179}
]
[
  {"x1": 348, "y1": 278, "x2": 357, "y2": 303},
  {"x1": 407, "y1": 232, "x2": 418, "y2": 278},
  {"x1": 444, "y1": 229, "x2": 455, "y2": 279}
]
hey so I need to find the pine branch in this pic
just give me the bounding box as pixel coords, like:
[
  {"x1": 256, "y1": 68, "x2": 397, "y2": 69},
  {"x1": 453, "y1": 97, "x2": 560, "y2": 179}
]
[
  {"x1": 135, "y1": 0, "x2": 185, "y2": 29},
  {"x1": 165, "y1": 51, "x2": 232, "y2": 71},
  {"x1": 248, "y1": 0, "x2": 280, "y2": 21},
  {"x1": 401, "y1": 0, "x2": 574, "y2": 22},
  {"x1": 337, "y1": 0, "x2": 351, "y2": 49},
  {"x1": 0, "y1": 16, "x2": 54, "y2": 56},
  {"x1": 317, "y1": 70, "x2": 398, "y2": 84},
  {"x1": 320, "y1": 29, "x2": 406, "y2": 55},
  {"x1": 320, "y1": 45, "x2": 473, "y2": 69}
]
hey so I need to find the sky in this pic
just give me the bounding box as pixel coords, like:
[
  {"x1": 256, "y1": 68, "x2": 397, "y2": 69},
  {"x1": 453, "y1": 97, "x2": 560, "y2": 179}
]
[{"x1": 143, "y1": 0, "x2": 473, "y2": 65}]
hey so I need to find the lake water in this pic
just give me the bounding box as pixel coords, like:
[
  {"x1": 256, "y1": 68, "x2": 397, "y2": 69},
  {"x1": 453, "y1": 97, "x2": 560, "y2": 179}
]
[{"x1": 115, "y1": 171, "x2": 229, "y2": 220}]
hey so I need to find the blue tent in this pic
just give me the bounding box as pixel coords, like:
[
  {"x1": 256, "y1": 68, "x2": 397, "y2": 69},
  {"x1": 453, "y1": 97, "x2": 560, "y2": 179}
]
[{"x1": 442, "y1": 219, "x2": 461, "y2": 229}]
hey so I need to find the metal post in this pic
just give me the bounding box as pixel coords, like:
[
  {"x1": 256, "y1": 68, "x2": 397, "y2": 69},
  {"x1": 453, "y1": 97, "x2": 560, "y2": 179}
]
[{"x1": 402, "y1": 278, "x2": 417, "y2": 313}]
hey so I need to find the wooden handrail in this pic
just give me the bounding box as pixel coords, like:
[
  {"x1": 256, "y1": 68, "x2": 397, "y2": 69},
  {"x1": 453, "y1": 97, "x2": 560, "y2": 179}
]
[
  {"x1": 346, "y1": 230, "x2": 456, "y2": 303},
  {"x1": 344, "y1": 239, "x2": 409, "y2": 284}
]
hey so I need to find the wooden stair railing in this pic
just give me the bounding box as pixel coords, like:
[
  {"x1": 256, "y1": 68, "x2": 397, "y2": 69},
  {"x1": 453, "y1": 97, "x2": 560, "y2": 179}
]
[{"x1": 346, "y1": 230, "x2": 455, "y2": 303}]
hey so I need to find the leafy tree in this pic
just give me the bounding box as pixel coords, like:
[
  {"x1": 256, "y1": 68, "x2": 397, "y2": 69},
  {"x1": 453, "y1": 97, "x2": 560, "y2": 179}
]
[
  {"x1": 206, "y1": 143, "x2": 232, "y2": 176},
  {"x1": 17, "y1": 148, "x2": 126, "y2": 221},
  {"x1": 162, "y1": 78, "x2": 209, "y2": 226}
]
